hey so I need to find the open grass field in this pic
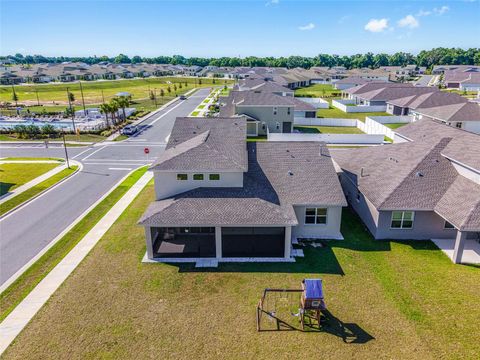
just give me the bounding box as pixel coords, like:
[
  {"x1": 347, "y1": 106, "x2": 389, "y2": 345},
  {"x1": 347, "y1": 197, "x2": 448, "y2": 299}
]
[
  {"x1": 3, "y1": 182, "x2": 479, "y2": 359},
  {"x1": 0, "y1": 165, "x2": 78, "y2": 217},
  {"x1": 0, "y1": 162, "x2": 60, "y2": 195},
  {"x1": 0, "y1": 77, "x2": 231, "y2": 106},
  {"x1": 294, "y1": 84, "x2": 341, "y2": 98},
  {"x1": 294, "y1": 125, "x2": 364, "y2": 134}
]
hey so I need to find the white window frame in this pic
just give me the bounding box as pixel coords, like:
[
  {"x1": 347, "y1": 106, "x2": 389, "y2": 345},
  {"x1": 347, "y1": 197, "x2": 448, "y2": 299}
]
[
  {"x1": 209, "y1": 173, "x2": 220, "y2": 181},
  {"x1": 304, "y1": 207, "x2": 328, "y2": 225},
  {"x1": 193, "y1": 173, "x2": 204, "y2": 181},
  {"x1": 390, "y1": 211, "x2": 415, "y2": 229}
]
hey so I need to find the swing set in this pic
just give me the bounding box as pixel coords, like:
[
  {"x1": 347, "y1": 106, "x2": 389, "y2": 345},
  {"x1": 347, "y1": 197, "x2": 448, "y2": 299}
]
[{"x1": 256, "y1": 279, "x2": 326, "y2": 331}]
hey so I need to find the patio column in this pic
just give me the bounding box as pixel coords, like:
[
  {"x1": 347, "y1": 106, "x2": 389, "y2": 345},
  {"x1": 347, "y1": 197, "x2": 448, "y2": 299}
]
[
  {"x1": 215, "y1": 227, "x2": 222, "y2": 259},
  {"x1": 145, "y1": 226, "x2": 154, "y2": 259},
  {"x1": 284, "y1": 226, "x2": 292, "y2": 259},
  {"x1": 453, "y1": 230, "x2": 467, "y2": 264}
]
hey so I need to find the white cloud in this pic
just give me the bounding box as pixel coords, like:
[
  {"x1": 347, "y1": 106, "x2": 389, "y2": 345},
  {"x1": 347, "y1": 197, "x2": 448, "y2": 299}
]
[
  {"x1": 298, "y1": 23, "x2": 315, "y2": 31},
  {"x1": 364, "y1": 18, "x2": 389, "y2": 33},
  {"x1": 434, "y1": 5, "x2": 449, "y2": 15},
  {"x1": 417, "y1": 5, "x2": 449, "y2": 17},
  {"x1": 416, "y1": 10, "x2": 432, "y2": 17},
  {"x1": 265, "y1": 0, "x2": 279, "y2": 6},
  {"x1": 398, "y1": 15, "x2": 419, "y2": 29}
]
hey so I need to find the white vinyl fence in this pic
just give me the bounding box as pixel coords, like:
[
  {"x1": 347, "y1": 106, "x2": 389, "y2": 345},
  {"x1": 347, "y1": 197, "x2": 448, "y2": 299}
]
[
  {"x1": 296, "y1": 97, "x2": 329, "y2": 109},
  {"x1": 358, "y1": 115, "x2": 413, "y2": 140},
  {"x1": 332, "y1": 99, "x2": 386, "y2": 113},
  {"x1": 268, "y1": 132, "x2": 384, "y2": 144},
  {"x1": 294, "y1": 118, "x2": 358, "y2": 127}
]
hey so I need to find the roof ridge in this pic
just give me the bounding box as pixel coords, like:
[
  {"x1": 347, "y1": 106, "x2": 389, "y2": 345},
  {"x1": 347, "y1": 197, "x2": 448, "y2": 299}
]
[{"x1": 378, "y1": 137, "x2": 453, "y2": 209}]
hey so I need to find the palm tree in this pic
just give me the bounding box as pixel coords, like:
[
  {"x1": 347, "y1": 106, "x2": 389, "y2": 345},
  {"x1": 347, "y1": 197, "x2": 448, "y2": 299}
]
[
  {"x1": 99, "y1": 103, "x2": 111, "y2": 128},
  {"x1": 109, "y1": 100, "x2": 119, "y2": 125},
  {"x1": 113, "y1": 97, "x2": 129, "y2": 122}
]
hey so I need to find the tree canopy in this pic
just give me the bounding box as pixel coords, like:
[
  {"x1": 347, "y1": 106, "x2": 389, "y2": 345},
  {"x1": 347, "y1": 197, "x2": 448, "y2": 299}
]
[{"x1": 2, "y1": 48, "x2": 479, "y2": 69}]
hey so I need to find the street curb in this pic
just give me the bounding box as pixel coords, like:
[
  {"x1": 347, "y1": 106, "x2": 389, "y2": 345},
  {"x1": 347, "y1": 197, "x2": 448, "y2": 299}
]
[
  {"x1": 0, "y1": 166, "x2": 140, "y2": 294},
  {"x1": 0, "y1": 161, "x2": 82, "y2": 221}
]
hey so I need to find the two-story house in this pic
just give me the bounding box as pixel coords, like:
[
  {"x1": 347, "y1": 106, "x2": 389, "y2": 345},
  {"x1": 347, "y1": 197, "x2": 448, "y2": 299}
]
[{"x1": 138, "y1": 117, "x2": 346, "y2": 262}]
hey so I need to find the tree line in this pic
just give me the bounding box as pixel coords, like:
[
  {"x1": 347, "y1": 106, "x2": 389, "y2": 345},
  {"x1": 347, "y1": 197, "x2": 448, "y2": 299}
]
[{"x1": 2, "y1": 48, "x2": 479, "y2": 69}]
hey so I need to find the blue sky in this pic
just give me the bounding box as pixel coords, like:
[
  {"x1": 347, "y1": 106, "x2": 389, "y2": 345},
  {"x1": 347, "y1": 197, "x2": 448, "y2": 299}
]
[{"x1": 1, "y1": 0, "x2": 479, "y2": 57}]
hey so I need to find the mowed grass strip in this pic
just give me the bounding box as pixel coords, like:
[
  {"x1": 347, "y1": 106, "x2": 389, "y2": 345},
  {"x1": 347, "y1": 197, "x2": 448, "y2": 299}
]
[
  {"x1": 0, "y1": 162, "x2": 60, "y2": 196},
  {"x1": 0, "y1": 166, "x2": 147, "y2": 322},
  {"x1": 3, "y1": 182, "x2": 479, "y2": 359},
  {"x1": 294, "y1": 84, "x2": 341, "y2": 98},
  {"x1": 0, "y1": 165, "x2": 78, "y2": 217}
]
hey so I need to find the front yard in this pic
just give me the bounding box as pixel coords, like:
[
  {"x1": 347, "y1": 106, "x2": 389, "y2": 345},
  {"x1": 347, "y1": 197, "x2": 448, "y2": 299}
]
[
  {"x1": 3, "y1": 182, "x2": 479, "y2": 359},
  {"x1": 0, "y1": 161, "x2": 60, "y2": 195}
]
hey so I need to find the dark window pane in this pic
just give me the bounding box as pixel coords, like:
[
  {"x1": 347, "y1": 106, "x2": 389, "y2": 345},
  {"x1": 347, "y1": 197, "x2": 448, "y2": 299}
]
[
  {"x1": 316, "y1": 208, "x2": 327, "y2": 216},
  {"x1": 402, "y1": 220, "x2": 413, "y2": 228},
  {"x1": 391, "y1": 220, "x2": 402, "y2": 228},
  {"x1": 209, "y1": 174, "x2": 220, "y2": 180},
  {"x1": 177, "y1": 174, "x2": 188, "y2": 180},
  {"x1": 316, "y1": 216, "x2": 327, "y2": 224},
  {"x1": 193, "y1": 174, "x2": 204, "y2": 180},
  {"x1": 305, "y1": 208, "x2": 316, "y2": 216},
  {"x1": 305, "y1": 216, "x2": 315, "y2": 224}
]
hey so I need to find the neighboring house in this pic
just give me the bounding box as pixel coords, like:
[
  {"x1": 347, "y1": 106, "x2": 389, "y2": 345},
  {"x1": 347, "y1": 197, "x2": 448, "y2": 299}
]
[
  {"x1": 138, "y1": 117, "x2": 346, "y2": 261},
  {"x1": 334, "y1": 77, "x2": 372, "y2": 90},
  {"x1": 344, "y1": 83, "x2": 437, "y2": 106},
  {"x1": 333, "y1": 118, "x2": 480, "y2": 263},
  {"x1": 444, "y1": 71, "x2": 480, "y2": 91},
  {"x1": 220, "y1": 90, "x2": 316, "y2": 136}
]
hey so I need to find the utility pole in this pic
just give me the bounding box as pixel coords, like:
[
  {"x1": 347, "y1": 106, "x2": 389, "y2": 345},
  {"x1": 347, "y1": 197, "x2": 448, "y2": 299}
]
[
  {"x1": 62, "y1": 130, "x2": 70, "y2": 169},
  {"x1": 66, "y1": 87, "x2": 76, "y2": 133},
  {"x1": 78, "y1": 81, "x2": 86, "y2": 113}
]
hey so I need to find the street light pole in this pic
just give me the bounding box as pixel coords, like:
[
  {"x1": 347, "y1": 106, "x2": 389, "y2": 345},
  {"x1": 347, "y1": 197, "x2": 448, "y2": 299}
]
[
  {"x1": 62, "y1": 130, "x2": 70, "y2": 169},
  {"x1": 79, "y1": 81, "x2": 86, "y2": 113}
]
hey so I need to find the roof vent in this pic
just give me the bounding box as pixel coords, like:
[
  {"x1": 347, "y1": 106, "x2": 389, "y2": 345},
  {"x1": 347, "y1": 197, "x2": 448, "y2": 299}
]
[
  {"x1": 288, "y1": 170, "x2": 294, "y2": 176},
  {"x1": 415, "y1": 171, "x2": 424, "y2": 177}
]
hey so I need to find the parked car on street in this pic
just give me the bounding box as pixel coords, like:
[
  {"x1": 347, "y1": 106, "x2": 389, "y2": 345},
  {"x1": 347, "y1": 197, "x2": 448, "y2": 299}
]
[
  {"x1": 121, "y1": 124, "x2": 138, "y2": 135},
  {"x1": 179, "y1": 95, "x2": 187, "y2": 100}
]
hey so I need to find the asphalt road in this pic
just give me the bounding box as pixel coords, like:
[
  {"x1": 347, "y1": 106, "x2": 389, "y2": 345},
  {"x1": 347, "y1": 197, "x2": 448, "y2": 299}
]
[{"x1": 0, "y1": 88, "x2": 211, "y2": 285}]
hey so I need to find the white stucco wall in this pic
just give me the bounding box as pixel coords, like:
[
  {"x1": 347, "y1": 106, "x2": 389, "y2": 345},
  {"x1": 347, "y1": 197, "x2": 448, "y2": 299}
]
[
  {"x1": 462, "y1": 121, "x2": 480, "y2": 135},
  {"x1": 154, "y1": 171, "x2": 244, "y2": 200},
  {"x1": 291, "y1": 205, "x2": 343, "y2": 240}
]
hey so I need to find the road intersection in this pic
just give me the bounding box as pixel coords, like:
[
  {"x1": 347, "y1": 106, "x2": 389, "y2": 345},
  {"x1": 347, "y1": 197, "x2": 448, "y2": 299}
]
[{"x1": 0, "y1": 88, "x2": 211, "y2": 285}]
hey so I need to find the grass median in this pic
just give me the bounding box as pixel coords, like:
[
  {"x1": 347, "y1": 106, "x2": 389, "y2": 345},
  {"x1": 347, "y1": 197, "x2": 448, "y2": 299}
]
[
  {"x1": 0, "y1": 166, "x2": 147, "y2": 322},
  {"x1": 0, "y1": 162, "x2": 61, "y2": 196}
]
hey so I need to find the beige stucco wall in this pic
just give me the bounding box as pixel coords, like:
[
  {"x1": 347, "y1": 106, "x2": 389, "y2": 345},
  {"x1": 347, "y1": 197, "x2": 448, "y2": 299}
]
[
  {"x1": 291, "y1": 205, "x2": 344, "y2": 240},
  {"x1": 154, "y1": 171, "x2": 243, "y2": 200}
]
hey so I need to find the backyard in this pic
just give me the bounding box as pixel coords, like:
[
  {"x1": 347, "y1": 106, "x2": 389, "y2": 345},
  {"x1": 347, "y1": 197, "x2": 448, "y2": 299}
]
[
  {"x1": 316, "y1": 106, "x2": 392, "y2": 122},
  {"x1": 294, "y1": 125, "x2": 364, "y2": 134},
  {"x1": 294, "y1": 84, "x2": 341, "y2": 98},
  {"x1": 3, "y1": 182, "x2": 479, "y2": 359}
]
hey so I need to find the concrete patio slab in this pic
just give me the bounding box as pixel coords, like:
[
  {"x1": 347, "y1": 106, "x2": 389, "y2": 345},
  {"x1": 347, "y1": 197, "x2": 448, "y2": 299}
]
[{"x1": 432, "y1": 238, "x2": 480, "y2": 264}]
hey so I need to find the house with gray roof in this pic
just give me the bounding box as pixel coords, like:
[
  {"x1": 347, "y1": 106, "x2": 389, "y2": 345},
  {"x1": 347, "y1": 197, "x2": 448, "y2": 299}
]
[
  {"x1": 333, "y1": 118, "x2": 480, "y2": 264},
  {"x1": 139, "y1": 117, "x2": 346, "y2": 262},
  {"x1": 220, "y1": 89, "x2": 316, "y2": 136}
]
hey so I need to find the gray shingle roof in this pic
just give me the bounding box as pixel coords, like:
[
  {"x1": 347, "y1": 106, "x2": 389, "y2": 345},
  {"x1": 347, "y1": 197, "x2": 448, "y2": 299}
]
[
  {"x1": 140, "y1": 141, "x2": 346, "y2": 227},
  {"x1": 333, "y1": 138, "x2": 457, "y2": 211},
  {"x1": 150, "y1": 117, "x2": 248, "y2": 172}
]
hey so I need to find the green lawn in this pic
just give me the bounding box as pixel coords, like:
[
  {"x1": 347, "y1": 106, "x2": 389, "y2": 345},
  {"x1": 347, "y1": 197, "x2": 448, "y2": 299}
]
[
  {"x1": 0, "y1": 165, "x2": 78, "y2": 217},
  {"x1": 0, "y1": 166, "x2": 147, "y2": 322},
  {"x1": 0, "y1": 77, "x2": 231, "y2": 106},
  {"x1": 191, "y1": 111, "x2": 200, "y2": 116},
  {"x1": 441, "y1": 89, "x2": 478, "y2": 99},
  {"x1": 246, "y1": 135, "x2": 268, "y2": 142},
  {"x1": 316, "y1": 106, "x2": 392, "y2": 123},
  {"x1": 113, "y1": 134, "x2": 129, "y2": 142},
  {"x1": 197, "y1": 105, "x2": 206, "y2": 109},
  {"x1": 3, "y1": 182, "x2": 479, "y2": 359},
  {"x1": 294, "y1": 84, "x2": 341, "y2": 98},
  {"x1": 294, "y1": 125, "x2": 364, "y2": 134},
  {"x1": 384, "y1": 123, "x2": 408, "y2": 130},
  {"x1": 0, "y1": 162, "x2": 60, "y2": 196}
]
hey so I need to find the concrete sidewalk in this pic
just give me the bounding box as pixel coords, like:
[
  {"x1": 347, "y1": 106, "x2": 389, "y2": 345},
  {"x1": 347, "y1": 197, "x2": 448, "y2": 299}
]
[
  {"x1": 0, "y1": 170, "x2": 153, "y2": 354},
  {"x1": 0, "y1": 162, "x2": 67, "y2": 203}
]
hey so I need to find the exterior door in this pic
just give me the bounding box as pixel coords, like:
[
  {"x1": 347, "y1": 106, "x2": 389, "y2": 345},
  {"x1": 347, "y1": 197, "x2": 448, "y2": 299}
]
[{"x1": 282, "y1": 122, "x2": 292, "y2": 133}]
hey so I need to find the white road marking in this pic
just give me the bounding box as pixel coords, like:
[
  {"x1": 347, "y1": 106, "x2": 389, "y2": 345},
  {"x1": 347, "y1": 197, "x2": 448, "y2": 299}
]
[
  {"x1": 165, "y1": 134, "x2": 170, "y2": 143},
  {"x1": 72, "y1": 147, "x2": 94, "y2": 159},
  {"x1": 108, "y1": 167, "x2": 133, "y2": 170},
  {"x1": 128, "y1": 138, "x2": 147, "y2": 142},
  {"x1": 83, "y1": 159, "x2": 149, "y2": 162},
  {"x1": 85, "y1": 162, "x2": 150, "y2": 166},
  {"x1": 81, "y1": 145, "x2": 106, "y2": 160},
  {"x1": 148, "y1": 100, "x2": 184, "y2": 126}
]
